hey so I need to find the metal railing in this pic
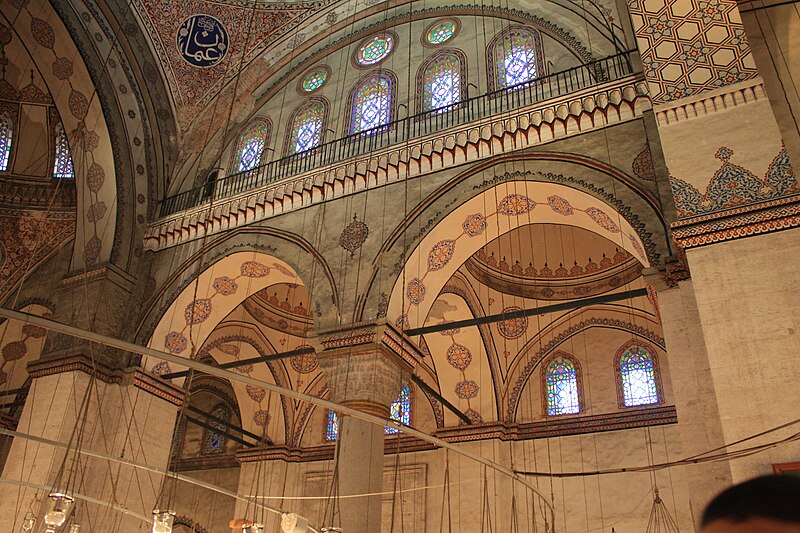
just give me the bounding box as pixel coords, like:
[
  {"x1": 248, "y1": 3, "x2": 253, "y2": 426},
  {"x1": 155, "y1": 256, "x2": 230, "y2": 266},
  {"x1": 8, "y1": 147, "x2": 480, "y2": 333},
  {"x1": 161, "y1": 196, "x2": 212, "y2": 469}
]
[{"x1": 159, "y1": 51, "x2": 636, "y2": 218}]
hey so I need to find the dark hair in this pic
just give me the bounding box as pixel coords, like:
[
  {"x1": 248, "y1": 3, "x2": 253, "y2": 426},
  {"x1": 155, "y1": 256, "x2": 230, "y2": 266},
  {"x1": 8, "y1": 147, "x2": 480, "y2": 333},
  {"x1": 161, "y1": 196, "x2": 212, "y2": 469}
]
[{"x1": 702, "y1": 475, "x2": 800, "y2": 526}]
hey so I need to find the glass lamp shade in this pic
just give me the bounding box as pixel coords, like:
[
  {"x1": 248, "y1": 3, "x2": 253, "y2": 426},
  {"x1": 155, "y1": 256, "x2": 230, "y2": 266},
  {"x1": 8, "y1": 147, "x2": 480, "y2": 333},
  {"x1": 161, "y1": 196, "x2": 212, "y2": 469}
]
[
  {"x1": 44, "y1": 493, "x2": 75, "y2": 528},
  {"x1": 21, "y1": 513, "x2": 36, "y2": 532},
  {"x1": 242, "y1": 523, "x2": 264, "y2": 533},
  {"x1": 320, "y1": 528, "x2": 343, "y2": 532},
  {"x1": 152, "y1": 509, "x2": 176, "y2": 533},
  {"x1": 69, "y1": 525, "x2": 81, "y2": 533}
]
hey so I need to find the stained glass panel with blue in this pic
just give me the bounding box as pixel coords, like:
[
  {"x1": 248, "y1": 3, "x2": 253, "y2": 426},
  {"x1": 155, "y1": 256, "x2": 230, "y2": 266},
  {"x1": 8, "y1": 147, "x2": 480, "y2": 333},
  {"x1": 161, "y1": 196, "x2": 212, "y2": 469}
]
[
  {"x1": 545, "y1": 356, "x2": 580, "y2": 416},
  {"x1": 620, "y1": 346, "x2": 659, "y2": 406},
  {"x1": 423, "y1": 53, "x2": 461, "y2": 111},
  {"x1": 494, "y1": 29, "x2": 539, "y2": 88},
  {"x1": 53, "y1": 123, "x2": 74, "y2": 179},
  {"x1": 237, "y1": 120, "x2": 270, "y2": 172},
  {"x1": 351, "y1": 75, "x2": 392, "y2": 134}
]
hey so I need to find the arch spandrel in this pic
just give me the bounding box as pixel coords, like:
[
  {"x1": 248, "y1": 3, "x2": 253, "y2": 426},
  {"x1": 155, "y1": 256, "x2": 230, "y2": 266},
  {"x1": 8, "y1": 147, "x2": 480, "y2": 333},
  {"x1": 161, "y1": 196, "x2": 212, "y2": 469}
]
[
  {"x1": 387, "y1": 180, "x2": 651, "y2": 332},
  {"x1": 146, "y1": 251, "x2": 307, "y2": 371},
  {"x1": 0, "y1": 2, "x2": 119, "y2": 271}
]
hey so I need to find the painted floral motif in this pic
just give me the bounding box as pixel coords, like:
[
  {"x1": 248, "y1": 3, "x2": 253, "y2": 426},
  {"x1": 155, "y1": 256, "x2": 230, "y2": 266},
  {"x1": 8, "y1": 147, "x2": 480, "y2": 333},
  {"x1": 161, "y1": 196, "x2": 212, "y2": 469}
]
[
  {"x1": 628, "y1": 233, "x2": 646, "y2": 260},
  {"x1": 290, "y1": 351, "x2": 318, "y2": 374},
  {"x1": 547, "y1": 195, "x2": 574, "y2": 215},
  {"x1": 253, "y1": 410, "x2": 270, "y2": 426},
  {"x1": 395, "y1": 314, "x2": 410, "y2": 329},
  {"x1": 164, "y1": 331, "x2": 187, "y2": 353},
  {"x1": 585, "y1": 207, "x2": 621, "y2": 233},
  {"x1": 235, "y1": 364, "x2": 254, "y2": 373},
  {"x1": 446, "y1": 343, "x2": 472, "y2": 371},
  {"x1": 272, "y1": 262, "x2": 294, "y2": 276},
  {"x1": 217, "y1": 344, "x2": 240, "y2": 356},
  {"x1": 151, "y1": 361, "x2": 172, "y2": 376},
  {"x1": 21, "y1": 325, "x2": 46, "y2": 338},
  {"x1": 498, "y1": 194, "x2": 536, "y2": 215},
  {"x1": 212, "y1": 276, "x2": 238, "y2": 296},
  {"x1": 427, "y1": 240, "x2": 456, "y2": 272},
  {"x1": 464, "y1": 408, "x2": 483, "y2": 423},
  {"x1": 184, "y1": 298, "x2": 212, "y2": 325},
  {"x1": 406, "y1": 278, "x2": 426, "y2": 305},
  {"x1": 454, "y1": 379, "x2": 480, "y2": 399},
  {"x1": 247, "y1": 385, "x2": 266, "y2": 402},
  {"x1": 462, "y1": 213, "x2": 486, "y2": 237},
  {"x1": 497, "y1": 307, "x2": 527, "y2": 339},
  {"x1": 240, "y1": 261, "x2": 270, "y2": 277},
  {"x1": 2, "y1": 341, "x2": 26, "y2": 361}
]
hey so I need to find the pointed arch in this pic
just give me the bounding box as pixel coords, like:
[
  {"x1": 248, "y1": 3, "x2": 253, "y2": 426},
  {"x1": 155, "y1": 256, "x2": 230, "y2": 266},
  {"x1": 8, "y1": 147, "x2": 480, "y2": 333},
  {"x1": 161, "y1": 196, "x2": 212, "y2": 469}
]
[
  {"x1": 347, "y1": 70, "x2": 397, "y2": 135},
  {"x1": 615, "y1": 340, "x2": 663, "y2": 407},
  {"x1": 487, "y1": 25, "x2": 545, "y2": 90},
  {"x1": 416, "y1": 49, "x2": 467, "y2": 113},
  {"x1": 0, "y1": 110, "x2": 14, "y2": 171},
  {"x1": 234, "y1": 117, "x2": 272, "y2": 172},
  {"x1": 284, "y1": 98, "x2": 329, "y2": 155},
  {"x1": 541, "y1": 351, "x2": 583, "y2": 416}
]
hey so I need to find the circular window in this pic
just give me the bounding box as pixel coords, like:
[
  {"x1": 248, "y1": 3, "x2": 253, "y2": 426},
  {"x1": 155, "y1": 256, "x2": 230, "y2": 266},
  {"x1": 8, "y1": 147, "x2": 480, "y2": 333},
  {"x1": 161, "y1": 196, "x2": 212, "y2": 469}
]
[
  {"x1": 424, "y1": 18, "x2": 460, "y2": 46},
  {"x1": 355, "y1": 33, "x2": 395, "y2": 66},
  {"x1": 299, "y1": 66, "x2": 329, "y2": 93}
]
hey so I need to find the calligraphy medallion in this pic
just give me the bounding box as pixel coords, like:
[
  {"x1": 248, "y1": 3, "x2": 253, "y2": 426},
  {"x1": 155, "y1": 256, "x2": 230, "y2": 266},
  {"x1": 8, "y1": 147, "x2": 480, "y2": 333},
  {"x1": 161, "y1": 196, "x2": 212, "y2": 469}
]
[{"x1": 176, "y1": 15, "x2": 229, "y2": 68}]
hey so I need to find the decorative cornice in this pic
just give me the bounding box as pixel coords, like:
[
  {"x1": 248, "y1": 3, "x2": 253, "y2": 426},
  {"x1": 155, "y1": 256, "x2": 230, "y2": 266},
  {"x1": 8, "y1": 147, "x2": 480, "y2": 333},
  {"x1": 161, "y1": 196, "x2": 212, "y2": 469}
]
[
  {"x1": 316, "y1": 320, "x2": 425, "y2": 367},
  {"x1": 145, "y1": 76, "x2": 648, "y2": 251},
  {"x1": 133, "y1": 369, "x2": 185, "y2": 406},
  {"x1": 642, "y1": 250, "x2": 691, "y2": 291},
  {"x1": 27, "y1": 353, "x2": 125, "y2": 384},
  {"x1": 654, "y1": 77, "x2": 767, "y2": 126},
  {"x1": 671, "y1": 194, "x2": 800, "y2": 249},
  {"x1": 171, "y1": 454, "x2": 240, "y2": 472},
  {"x1": 0, "y1": 177, "x2": 77, "y2": 210},
  {"x1": 235, "y1": 406, "x2": 676, "y2": 462},
  {"x1": 61, "y1": 261, "x2": 138, "y2": 293}
]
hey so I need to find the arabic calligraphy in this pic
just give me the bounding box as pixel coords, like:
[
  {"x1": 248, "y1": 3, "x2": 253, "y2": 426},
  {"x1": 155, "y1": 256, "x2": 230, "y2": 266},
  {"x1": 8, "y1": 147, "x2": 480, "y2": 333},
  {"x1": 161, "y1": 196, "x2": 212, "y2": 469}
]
[{"x1": 176, "y1": 14, "x2": 229, "y2": 68}]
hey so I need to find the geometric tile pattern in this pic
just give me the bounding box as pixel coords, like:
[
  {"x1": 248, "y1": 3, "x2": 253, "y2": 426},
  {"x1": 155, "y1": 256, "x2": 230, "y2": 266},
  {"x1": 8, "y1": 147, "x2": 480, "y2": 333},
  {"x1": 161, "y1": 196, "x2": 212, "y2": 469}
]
[{"x1": 627, "y1": 0, "x2": 758, "y2": 103}]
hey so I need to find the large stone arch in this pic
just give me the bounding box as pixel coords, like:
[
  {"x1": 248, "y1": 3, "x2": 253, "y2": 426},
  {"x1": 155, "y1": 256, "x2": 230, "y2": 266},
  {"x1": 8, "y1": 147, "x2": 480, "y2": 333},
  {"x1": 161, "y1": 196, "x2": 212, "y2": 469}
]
[{"x1": 386, "y1": 179, "x2": 652, "y2": 331}]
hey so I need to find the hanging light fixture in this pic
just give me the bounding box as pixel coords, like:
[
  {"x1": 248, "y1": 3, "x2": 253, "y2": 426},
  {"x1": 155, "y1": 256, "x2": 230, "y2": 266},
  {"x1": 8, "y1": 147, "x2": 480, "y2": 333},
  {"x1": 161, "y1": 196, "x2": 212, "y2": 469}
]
[
  {"x1": 152, "y1": 509, "x2": 176, "y2": 533},
  {"x1": 21, "y1": 512, "x2": 36, "y2": 532},
  {"x1": 242, "y1": 522, "x2": 264, "y2": 533},
  {"x1": 69, "y1": 525, "x2": 81, "y2": 533},
  {"x1": 280, "y1": 513, "x2": 309, "y2": 533},
  {"x1": 320, "y1": 528, "x2": 343, "y2": 532},
  {"x1": 43, "y1": 492, "x2": 74, "y2": 532}
]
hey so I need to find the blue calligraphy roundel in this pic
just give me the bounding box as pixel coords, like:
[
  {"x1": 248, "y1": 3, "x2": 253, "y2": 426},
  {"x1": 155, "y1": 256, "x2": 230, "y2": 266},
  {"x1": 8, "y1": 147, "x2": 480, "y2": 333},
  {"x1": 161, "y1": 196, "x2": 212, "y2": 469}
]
[{"x1": 176, "y1": 14, "x2": 229, "y2": 68}]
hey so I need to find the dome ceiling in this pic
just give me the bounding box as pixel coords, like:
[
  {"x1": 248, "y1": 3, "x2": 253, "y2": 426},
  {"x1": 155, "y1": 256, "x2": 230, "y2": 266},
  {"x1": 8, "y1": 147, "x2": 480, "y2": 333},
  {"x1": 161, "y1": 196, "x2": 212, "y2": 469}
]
[{"x1": 461, "y1": 224, "x2": 642, "y2": 300}]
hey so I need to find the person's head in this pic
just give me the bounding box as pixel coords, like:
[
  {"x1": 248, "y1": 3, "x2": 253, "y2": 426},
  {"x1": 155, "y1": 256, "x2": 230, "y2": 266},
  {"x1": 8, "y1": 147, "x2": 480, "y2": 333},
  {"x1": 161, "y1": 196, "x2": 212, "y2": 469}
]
[{"x1": 701, "y1": 475, "x2": 800, "y2": 533}]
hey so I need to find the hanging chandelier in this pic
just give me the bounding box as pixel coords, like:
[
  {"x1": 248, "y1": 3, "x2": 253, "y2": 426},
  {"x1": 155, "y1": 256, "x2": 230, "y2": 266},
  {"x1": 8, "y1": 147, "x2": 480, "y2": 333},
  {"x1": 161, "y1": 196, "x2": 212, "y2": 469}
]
[
  {"x1": 44, "y1": 492, "x2": 74, "y2": 532},
  {"x1": 152, "y1": 509, "x2": 176, "y2": 533}
]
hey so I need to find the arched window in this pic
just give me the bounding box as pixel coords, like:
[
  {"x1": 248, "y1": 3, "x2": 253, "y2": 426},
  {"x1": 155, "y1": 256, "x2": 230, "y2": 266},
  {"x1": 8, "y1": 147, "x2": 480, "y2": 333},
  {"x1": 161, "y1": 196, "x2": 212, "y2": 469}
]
[
  {"x1": 203, "y1": 406, "x2": 229, "y2": 455},
  {"x1": 234, "y1": 118, "x2": 271, "y2": 172},
  {"x1": 53, "y1": 123, "x2": 74, "y2": 178},
  {"x1": 418, "y1": 50, "x2": 466, "y2": 112},
  {"x1": 488, "y1": 26, "x2": 544, "y2": 90},
  {"x1": 325, "y1": 384, "x2": 411, "y2": 441},
  {"x1": 616, "y1": 341, "x2": 662, "y2": 407},
  {"x1": 385, "y1": 384, "x2": 412, "y2": 434},
  {"x1": 0, "y1": 112, "x2": 13, "y2": 171},
  {"x1": 349, "y1": 71, "x2": 395, "y2": 135},
  {"x1": 542, "y1": 352, "x2": 582, "y2": 416},
  {"x1": 285, "y1": 99, "x2": 327, "y2": 155}
]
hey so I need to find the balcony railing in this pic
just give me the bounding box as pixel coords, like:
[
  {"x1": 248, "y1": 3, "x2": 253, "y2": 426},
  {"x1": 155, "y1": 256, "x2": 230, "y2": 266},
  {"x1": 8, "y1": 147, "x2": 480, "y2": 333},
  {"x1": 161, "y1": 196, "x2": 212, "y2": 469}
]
[{"x1": 159, "y1": 51, "x2": 636, "y2": 218}]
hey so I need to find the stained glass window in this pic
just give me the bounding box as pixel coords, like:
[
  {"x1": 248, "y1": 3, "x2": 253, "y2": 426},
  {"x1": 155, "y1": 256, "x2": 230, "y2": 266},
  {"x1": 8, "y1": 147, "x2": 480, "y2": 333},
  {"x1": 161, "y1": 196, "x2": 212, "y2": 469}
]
[
  {"x1": 0, "y1": 112, "x2": 12, "y2": 171},
  {"x1": 287, "y1": 100, "x2": 326, "y2": 155},
  {"x1": 326, "y1": 409, "x2": 340, "y2": 441},
  {"x1": 544, "y1": 355, "x2": 580, "y2": 416},
  {"x1": 302, "y1": 68, "x2": 327, "y2": 92},
  {"x1": 235, "y1": 119, "x2": 271, "y2": 172},
  {"x1": 619, "y1": 344, "x2": 660, "y2": 407},
  {"x1": 426, "y1": 19, "x2": 458, "y2": 45},
  {"x1": 325, "y1": 385, "x2": 411, "y2": 441},
  {"x1": 203, "y1": 407, "x2": 228, "y2": 455},
  {"x1": 420, "y1": 51, "x2": 463, "y2": 111},
  {"x1": 53, "y1": 123, "x2": 74, "y2": 178},
  {"x1": 385, "y1": 384, "x2": 411, "y2": 434},
  {"x1": 491, "y1": 27, "x2": 541, "y2": 89},
  {"x1": 356, "y1": 34, "x2": 394, "y2": 66},
  {"x1": 350, "y1": 73, "x2": 393, "y2": 134}
]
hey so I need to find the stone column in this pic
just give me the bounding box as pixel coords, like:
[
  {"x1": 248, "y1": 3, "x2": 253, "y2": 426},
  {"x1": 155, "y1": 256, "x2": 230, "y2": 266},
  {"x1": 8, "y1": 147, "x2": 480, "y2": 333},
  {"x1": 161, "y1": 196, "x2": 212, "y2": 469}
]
[
  {"x1": 0, "y1": 352, "x2": 183, "y2": 531},
  {"x1": 644, "y1": 261, "x2": 732, "y2": 519},
  {"x1": 315, "y1": 321, "x2": 420, "y2": 533}
]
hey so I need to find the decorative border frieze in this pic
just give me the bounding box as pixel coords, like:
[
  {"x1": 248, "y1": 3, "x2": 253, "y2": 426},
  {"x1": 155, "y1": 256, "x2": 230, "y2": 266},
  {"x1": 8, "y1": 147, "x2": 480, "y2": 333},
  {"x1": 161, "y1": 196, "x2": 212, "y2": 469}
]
[
  {"x1": 27, "y1": 353, "x2": 125, "y2": 384},
  {"x1": 132, "y1": 369, "x2": 185, "y2": 406},
  {"x1": 145, "y1": 76, "x2": 648, "y2": 251},
  {"x1": 654, "y1": 78, "x2": 767, "y2": 126},
  {"x1": 234, "y1": 406, "x2": 676, "y2": 463},
  {"x1": 671, "y1": 194, "x2": 800, "y2": 249}
]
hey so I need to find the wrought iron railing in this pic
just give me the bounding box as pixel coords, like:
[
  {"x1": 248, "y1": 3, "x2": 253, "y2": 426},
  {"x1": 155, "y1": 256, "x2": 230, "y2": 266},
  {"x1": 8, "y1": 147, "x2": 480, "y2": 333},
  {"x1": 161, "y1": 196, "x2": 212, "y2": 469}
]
[{"x1": 159, "y1": 51, "x2": 636, "y2": 218}]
